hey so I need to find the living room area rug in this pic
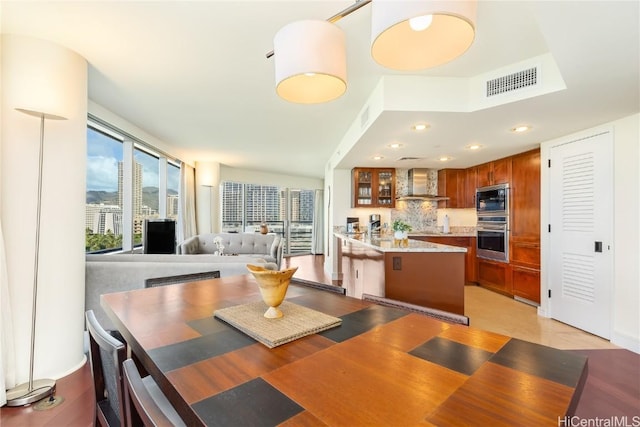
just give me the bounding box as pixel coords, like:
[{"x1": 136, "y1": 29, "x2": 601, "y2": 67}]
[{"x1": 214, "y1": 301, "x2": 342, "y2": 348}]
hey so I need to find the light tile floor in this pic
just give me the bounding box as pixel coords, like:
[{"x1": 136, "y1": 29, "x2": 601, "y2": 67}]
[{"x1": 464, "y1": 285, "x2": 619, "y2": 350}]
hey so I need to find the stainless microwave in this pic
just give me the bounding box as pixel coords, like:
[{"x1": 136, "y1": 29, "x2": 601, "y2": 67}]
[{"x1": 476, "y1": 183, "x2": 509, "y2": 215}]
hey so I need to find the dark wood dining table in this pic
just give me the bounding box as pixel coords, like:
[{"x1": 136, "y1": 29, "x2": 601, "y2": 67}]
[{"x1": 101, "y1": 274, "x2": 588, "y2": 426}]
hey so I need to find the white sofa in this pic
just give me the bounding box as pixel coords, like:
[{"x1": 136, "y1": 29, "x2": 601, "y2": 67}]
[
  {"x1": 177, "y1": 232, "x2": 283, "y2": 268},
  {"x1": 85, "y1": 253, "x2": 269, "y2": 330}
]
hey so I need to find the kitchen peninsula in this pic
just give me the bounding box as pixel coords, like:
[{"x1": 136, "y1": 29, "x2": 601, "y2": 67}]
[{"x1": 334, "y1": 233, "x2": 466, "y2": 315}]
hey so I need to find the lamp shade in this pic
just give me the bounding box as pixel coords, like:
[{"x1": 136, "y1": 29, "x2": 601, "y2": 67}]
[
  {"x1": 274, "y1": 20, "x2": 347, "y2": 104},
  {"x1": 371, "y1": 0, "x2": 477, "y2": 71}
]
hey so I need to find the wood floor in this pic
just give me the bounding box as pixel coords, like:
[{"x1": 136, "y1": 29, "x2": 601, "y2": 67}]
[{"x1": 1, "y1": 255, "x2": 638, "y2": 426}]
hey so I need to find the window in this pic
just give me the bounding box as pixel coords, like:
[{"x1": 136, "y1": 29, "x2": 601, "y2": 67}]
[
  {"x1": 221, "y1": 182, "x2": 315, "y2": 255},
  {"x1": 167, "y1": 163, "x2": 180, "y2": 220},
  {"x1": 86, "y1": 116, "x2": 181, "y2": 253},
  {"x1": 85, "y1": 126, "x2": 124, "y2": 252},
  {"x1": 133, "y1": 147, "x2": 159, "y2": 246}
]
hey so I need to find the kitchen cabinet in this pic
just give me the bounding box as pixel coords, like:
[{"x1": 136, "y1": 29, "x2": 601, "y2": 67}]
[
  {"x1": 510, "y1": 149, "x2": 541, "y2": 242},
  {"x1": 437, "y1": 169, "x2": 465, "y2": 208},
  {"x1": 352, "y1": 168, "x2": 396, "y2": 208},
  {"x1": 411, "y1": 236, "x2": 477, "y2": 284},
  {"x1": 509, "y1": 149, "x2": 541, "y2": 303},
  {"x1": 338, "y1": 235, "x2": 464, "y2": 314},
  {"x1": 463, "y1": 167, "x2": 477, "y2": 208},
  {"x1": 477, "y1": 259, "x2": 512, "y2": 296},
  {"x1": 511, "y1": 265, "x2": 540, "y2": 304},
  {"x1": 476, "y1": 158, "x2": 511, "y2": 188}
]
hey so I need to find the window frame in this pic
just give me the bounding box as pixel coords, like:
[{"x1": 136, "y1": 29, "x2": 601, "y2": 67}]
[{"x1": 86, "y1": 114, "x2": 182, "y2": 253}]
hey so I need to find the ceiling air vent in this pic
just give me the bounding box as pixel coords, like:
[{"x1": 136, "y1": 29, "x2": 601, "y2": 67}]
[
  {"x1": 397, "y1": 157, "x2": 422, "y2": 161},
  {"x1": 486, "y1": 67, "x2": 538, "y2": 97}
]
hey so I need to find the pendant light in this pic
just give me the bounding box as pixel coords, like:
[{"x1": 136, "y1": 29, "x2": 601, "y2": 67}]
[
  {"x1": 371, "y1": 0, "x2": 477, "y2": 71},
  {"x1": 274, "y1": 20, "x2": 347, "y2": 104}
]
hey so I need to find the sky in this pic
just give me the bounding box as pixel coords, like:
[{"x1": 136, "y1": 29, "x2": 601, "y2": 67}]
[{"x1": 86, "y1": 127, "x2": 179, "y2": 192}]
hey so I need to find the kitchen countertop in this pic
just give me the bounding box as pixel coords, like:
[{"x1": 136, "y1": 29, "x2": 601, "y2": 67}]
[
  {"x1": 409, "y1": 228, "x2": 476, "y2": 237},
  {"x1": 334, "y1": 232, "x2": 467, "y2": 253}
]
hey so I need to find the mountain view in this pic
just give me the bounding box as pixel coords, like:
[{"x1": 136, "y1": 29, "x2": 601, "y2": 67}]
[{"x1": 86, "y1": 187, "x2": 178, "y2": 211}]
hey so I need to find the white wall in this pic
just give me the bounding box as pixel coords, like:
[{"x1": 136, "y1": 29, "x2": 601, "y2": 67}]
[
  {"x1": 324, "y1": 168, "x2": 351, "y2": 280},
  {"x1": 195, "y1": 161, "x2": 220, "y2": 233},
  {"x1": 219, "y1": 165, "x2": 323, "y2": 190},
  {"x1": 89, "y1": 101, "x2": 192, "y2": 166},
  {"x1": 1, "y1": 35, "x2": 88, "y2": 381},
  {"x1": 540, "y1": 113, "x2": 640, "y2": 353},
  {"x1": 611, "y1": 114, "x2": 640, "y2": 351}
]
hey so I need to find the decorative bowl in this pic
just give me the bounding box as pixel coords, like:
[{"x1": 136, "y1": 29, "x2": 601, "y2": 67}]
[{"x1": 246, "y1": 264, "x2": 298, "y2": 318}]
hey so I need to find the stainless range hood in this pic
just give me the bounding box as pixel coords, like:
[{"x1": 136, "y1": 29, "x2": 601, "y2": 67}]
[{"x1": 397, "y1": 168, "x2": 449, "y2": 201}]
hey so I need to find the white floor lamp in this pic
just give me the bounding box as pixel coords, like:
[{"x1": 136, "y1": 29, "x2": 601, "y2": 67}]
[{"x1": 5, "y1": 108, "x2": 67, "y2": 406}]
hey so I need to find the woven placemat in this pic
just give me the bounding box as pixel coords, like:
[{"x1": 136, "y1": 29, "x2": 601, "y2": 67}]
[{"x1": 214, "y1": 301, "x2": 342, "y2": 348}]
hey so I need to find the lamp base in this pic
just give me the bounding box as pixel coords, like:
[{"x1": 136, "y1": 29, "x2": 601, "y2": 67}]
[{"x1": 5, "y1": 379, "x2": 56, "y2": 406}]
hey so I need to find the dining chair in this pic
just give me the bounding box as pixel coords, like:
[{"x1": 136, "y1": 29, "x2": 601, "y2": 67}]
[
  {"x1": 290, "y1": 278, "x2": 346, "y2": 295},
  {"x1": 362, "y1": 293, "x2": 470, "y2": 325},
  {"x1": 86, "y1": 309, "x2": 127, "y2": 427},
  {"x1": 122, "y1": 359, "x2": 186, "y2": 427},
  {"x1": 144, "y1": 270, "x2": 220, "y2": 288}
]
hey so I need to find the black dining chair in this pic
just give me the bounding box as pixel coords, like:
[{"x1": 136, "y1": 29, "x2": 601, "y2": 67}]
[
  {"x1": 144, "y1": 270, "x2": 220, "y2": 288},
  {"x1": 122, "y1": 359, "x2": 186, "y2": 427},
  {"x1": 86, "y1": 309, "x2": 127, "y2": 427}
]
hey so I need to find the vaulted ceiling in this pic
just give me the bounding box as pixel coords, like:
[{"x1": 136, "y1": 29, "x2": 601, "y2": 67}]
[{"x1": 2, "y1": 1, "x2": 638, "y2": 178}]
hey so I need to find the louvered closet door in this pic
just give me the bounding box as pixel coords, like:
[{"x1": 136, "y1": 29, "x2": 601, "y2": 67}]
[{"x1": 549, "y1": 131, "x2": 613, "y2": 339}]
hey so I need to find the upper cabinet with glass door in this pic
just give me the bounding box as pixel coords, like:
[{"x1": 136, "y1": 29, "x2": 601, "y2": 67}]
[{"x1": 352, "y1": 168, "x2": 396, "y2": 208}]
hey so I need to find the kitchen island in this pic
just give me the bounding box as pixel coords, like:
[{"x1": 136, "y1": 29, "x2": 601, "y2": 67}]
[{"x1": 334, "y1": 233, "x2": 466, "y2": 315}]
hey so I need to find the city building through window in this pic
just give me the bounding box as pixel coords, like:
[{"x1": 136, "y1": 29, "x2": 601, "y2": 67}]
[
  {"x1": 85, "y1": 118, "x2": 180, "y2": 253},
  {"x1": 221, "y1": 182, "x2": 315, "y2": 254}
]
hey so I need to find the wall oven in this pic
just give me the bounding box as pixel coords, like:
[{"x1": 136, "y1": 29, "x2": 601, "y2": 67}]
[
  {"x1": 477, "y1": 216, "x2": 508, "y2": 262},
  {"x1": 476, "y1": 183, "x2": 509, "y2": 262},
  {"x1": 476, "y1": 183, "x2": 509, "y2": 215}
]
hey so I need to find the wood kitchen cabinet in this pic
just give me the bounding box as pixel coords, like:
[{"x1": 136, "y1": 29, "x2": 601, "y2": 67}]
[
  {"x1": 509, "y1": 148, "x2": 541, "y2": 303},
  {"x1": 411, "y1": 236, "x2": 477, "y2": 284},
  {"x1": 463, "y1": 167, "x2": 477, "y2": 208},
  {"x1": 352, "y1": 168, "x2": 396, "y2": 208},
  {"x1": 511, "y1": 265, "x2": 540, "y2": 303},
  {"x1": 477, "y1": 259, "x2": 512, "y2": 296},
  {"x1": 476, "y1": 158, "x2": 511, "y2": 188},
  {"x1": 437, "y1": 169, "x2": 465, "y2": 208},
  {"x1": 510, "y1": 149, "x2": 541, "y2": 242}
]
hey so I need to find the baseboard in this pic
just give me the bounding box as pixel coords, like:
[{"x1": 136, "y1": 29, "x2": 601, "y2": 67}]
[
  {"x1": 514, "y1": 295, "x2": 540, "y2": 307},
  {"x1": 537, "y1": 306, "x2": 550, "y2": 318},
  {"x1": 53, "y1": 354, "x2": 88, "y2": 380},
  {"x1": 611, "y1": 331, "x2": 640, "y2": 354}
]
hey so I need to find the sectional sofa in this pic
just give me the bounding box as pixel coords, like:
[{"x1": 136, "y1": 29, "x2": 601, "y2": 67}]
[
  {"x1": 85, "y1": 253, "x2": 269, "y2": 330},
  {"x1": 177, "y1": 232, "x2": 283, "y2": 268}
]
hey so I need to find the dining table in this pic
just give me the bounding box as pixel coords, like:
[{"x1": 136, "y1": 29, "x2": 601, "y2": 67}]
[{"x1": 101, "y1": 274, "x2": 588, "y2": 426}]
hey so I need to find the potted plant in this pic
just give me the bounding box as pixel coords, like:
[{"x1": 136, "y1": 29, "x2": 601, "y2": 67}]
[{"x1": 392, "y1": 219, "x2": 412, "y2": 240}]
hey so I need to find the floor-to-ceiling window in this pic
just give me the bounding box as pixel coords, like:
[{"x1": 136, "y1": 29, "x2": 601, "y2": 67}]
[
  {"x1": 221, "y1": 182, "x2": 315, "y2": 255},
  {"x1": 85, "y1": 116, "x2": 181, "y2": 253}
]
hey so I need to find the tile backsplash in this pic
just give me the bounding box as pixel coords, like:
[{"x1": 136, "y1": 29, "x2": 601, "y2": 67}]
[
  {"x1": 343, "y1": 168, "x2": 476, "y2": 234},
  {"x1": 391, "y1": 168, "x2": 438, "y2": 231}
]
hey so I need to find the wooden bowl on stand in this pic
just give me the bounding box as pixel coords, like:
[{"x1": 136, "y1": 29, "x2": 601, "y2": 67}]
[{"x1": 246, "y1": 264, "x2": 298, "y2": 318}]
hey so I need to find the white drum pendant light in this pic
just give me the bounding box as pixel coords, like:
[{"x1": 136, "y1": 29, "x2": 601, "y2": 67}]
[
  {"x1": 371, "y1": 0, "x2": 477, "y2": 71},
  {"x1": 274, "y1": 20, "x2": 347, "y2": 104}
]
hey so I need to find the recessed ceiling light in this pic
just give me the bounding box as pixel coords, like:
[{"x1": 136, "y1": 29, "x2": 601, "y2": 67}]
[
  {"x1": 511, "y1": 125, "x2": 531, "y2": 133},
  {"x1": 466, "y1": 144, "x2": 482, "y2": 150},
  {"x1": 412, "y1": 123, "x2": 430, "y2": 131},
  {"x1": 388, "y1": 143, "x2": 403, "y2": 149},
  {"x1": 372, "y1": 155, "x2": 384, "y2": 160},
  {"x1": 438, "y1": 156, "x2": 451, "y2": 162}
]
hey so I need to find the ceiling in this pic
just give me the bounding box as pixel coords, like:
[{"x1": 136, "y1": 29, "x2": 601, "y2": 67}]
[{"x1": 2, "y1": 1, "x2": 638, "y2": 178}]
